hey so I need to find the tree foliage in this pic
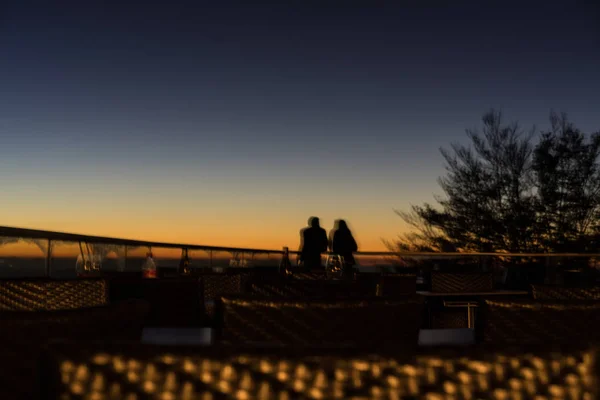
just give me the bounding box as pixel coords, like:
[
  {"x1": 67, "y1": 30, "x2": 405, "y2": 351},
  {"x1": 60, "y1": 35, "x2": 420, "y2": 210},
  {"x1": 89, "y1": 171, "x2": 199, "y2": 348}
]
[
  {"x1": 533, "y1": 112, "x2": 600, "y2": 252},
  {"x1": 392, "y1": 110, "x2": 600, "y2": 254}
]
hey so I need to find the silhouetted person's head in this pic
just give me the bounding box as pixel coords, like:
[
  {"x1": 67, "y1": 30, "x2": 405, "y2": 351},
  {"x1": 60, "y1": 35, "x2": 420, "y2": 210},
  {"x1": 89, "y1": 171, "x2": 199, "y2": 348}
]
[
  {"x1": 333, "y1": 219, "x2": 349, "y2": 231},
  {"x1": 308, "y1": 217, "x2": 320, "y2": 228}
]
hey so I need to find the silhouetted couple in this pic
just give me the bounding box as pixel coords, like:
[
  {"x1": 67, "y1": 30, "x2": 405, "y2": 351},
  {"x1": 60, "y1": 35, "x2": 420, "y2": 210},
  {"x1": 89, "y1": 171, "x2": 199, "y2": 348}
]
[{"x1": 299, "y1": 217, "x2": 358, "y2": 272}]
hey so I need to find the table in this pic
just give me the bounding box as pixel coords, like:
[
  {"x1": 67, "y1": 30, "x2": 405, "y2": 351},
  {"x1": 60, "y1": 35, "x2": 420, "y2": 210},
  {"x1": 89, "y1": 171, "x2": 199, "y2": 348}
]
[
  {"x1": 416, "y1": 290, "x2": 529, "y2": 328},
  {"x1": 418, "y1": 328, "x2": 475, "y2": 346},
  {"x1": 141, "y1": 327, "x2": 212, "y2": 346}
]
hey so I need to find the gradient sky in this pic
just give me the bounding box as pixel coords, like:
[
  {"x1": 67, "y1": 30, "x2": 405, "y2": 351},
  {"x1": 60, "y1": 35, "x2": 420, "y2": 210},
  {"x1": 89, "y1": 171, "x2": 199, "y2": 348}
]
[{"x1": 1, "y1": 1, "x2": 600, "y2": 251}]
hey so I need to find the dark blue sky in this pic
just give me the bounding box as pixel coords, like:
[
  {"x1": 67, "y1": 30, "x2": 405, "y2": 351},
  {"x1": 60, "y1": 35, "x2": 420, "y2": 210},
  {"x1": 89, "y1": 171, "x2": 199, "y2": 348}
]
[{"x1": 1, "y1": 1, "x2": 600, "y2": 249}]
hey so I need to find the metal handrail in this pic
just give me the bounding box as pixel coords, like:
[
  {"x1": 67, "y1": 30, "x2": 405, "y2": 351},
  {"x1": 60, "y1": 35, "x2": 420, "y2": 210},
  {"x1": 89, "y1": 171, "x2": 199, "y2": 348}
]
[
  {"x1": 354, "y1": 251, "x2": 600, "y2": 257},
  {"x1": 2, "y1": 225, "x2": 600, "y2": 280},
  {"x1": 0, "y1": 226, "x2": 283, "y2": 255},
  {"x1": 2, "y1": 225, "x2": 600, "y2": 257}
]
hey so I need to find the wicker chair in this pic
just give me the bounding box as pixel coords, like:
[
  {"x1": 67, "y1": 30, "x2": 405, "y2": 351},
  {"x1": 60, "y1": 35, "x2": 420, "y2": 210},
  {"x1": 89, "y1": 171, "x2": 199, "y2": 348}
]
[
  {"x1": 531, "y1": 284, "x2": 600, "y2": 300},
  {"x1": 200, "y1": 272, "x2": 255, "y2": 320},
  {"x1": 291, "y1": 269, "x2": 327, "y2": 280},
  {"x1": 414, "y1": 344, "x2": 598, "y2": 399},
  {"x1": 479, "y1": 298, "x2": 600, "y2": 346},
  {"x1": 430, "y1": 271, "x2": 494, "y2": 293},
  {"x1": 215, "y1": 295, "x2": 424, "y2": 349},
  {"x1": 42, "y1": 341, "x2": 598, "y2": 400},
  {"x1": 247, "y1": 276, "x2": 375, "y2": 298},
  {"x1": 0, "y1": 278, "x2": 109, "y2": 311},
  {"x1": 427, "y1": 272, "x2": 494, "y2": 329},
  {"x1": 0, "y1": 299, "x2": 149, "y2": 400},
  {"x1": 109, "y1": 276, "x2": 204, "y2": 327}
]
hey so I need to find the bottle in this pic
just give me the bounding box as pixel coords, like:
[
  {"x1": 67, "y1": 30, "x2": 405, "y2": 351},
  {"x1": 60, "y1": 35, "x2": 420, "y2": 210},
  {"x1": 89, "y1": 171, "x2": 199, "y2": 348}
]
[
  {"x1": 142, "y1": 251, "x2": 157, "y2": 278},
  {"x1": 179, "y1": 249, "x2": 191, "y2": 275},
  {"x1": 279, "y1": 247, "x2": 292, "y2": 276}
]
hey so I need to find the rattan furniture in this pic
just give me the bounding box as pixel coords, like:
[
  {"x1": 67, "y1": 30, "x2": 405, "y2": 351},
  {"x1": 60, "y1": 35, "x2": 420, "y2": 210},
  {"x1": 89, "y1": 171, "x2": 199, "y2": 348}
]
[
  {"x1": 0, "y1": 278, "x2": 109, "y2": 311},
  {"x1": 479, "y1": 298, "x2": 600, "y2": 346},
  {"x1": 0, "y1": 299, "x2": 149, "y2": 399},
  {"x1": 247, "y1": 276, "x2": 375, "y2": 298},
  {"x1": 531, "y1": 284, "x2": 600, "y2": 300},
  {"x1": 199, "y1": 272, "x2": 254, "y2": 319},
  {"x1": 430, "y1": 272, "x2": 494, "y2": 293},
  {"x1": 214, "y1": 295, "x2": 424, "y2": 349},
  {"x1": 425, "y1": 272, "x2": 497, "y2": 329},
  {"x1": 42, "y1": 341, "x2": 599, "y2": 400}
]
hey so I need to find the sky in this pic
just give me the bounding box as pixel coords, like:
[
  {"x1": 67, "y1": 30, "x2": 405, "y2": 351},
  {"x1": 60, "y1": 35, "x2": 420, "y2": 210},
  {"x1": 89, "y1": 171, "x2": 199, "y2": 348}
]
[{"x1": 1, "y1": 1, "x2": 600, "y2": 252}]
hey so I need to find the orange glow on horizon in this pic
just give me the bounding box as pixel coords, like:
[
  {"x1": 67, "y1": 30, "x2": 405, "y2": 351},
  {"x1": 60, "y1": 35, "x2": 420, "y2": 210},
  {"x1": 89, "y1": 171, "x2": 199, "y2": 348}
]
[
  {"x1": 1, "y1": 224, "x2": 409, "y2": 257},
  {"x1": 1, "y1": 203, "x2": 417, "y2": 257},
  {"x1": 0, "y1": 241, "x2": 46, "y2": 258}
]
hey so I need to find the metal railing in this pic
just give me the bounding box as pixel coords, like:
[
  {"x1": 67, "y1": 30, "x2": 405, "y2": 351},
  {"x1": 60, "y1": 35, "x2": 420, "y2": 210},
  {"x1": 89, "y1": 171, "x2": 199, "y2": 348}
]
[
  {"x1": 2, "y1": 225, "x2": 600, "y2": 278},
  {"x1": 0, "y1": 226, "x2": 288, "y2": 277}
]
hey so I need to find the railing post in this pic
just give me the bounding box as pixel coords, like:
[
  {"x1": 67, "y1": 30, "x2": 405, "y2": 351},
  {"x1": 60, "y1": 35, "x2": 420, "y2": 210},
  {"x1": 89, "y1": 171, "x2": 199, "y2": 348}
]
[
  {"x1": 179, "y1": 248, "x2": 190, "y2": 275},
  {"x1": 45, "y1": 239, "x2": 52, "y2": 277},
  {"x1": 209, "y1": 250, "x2": 213, "y2": 268}
]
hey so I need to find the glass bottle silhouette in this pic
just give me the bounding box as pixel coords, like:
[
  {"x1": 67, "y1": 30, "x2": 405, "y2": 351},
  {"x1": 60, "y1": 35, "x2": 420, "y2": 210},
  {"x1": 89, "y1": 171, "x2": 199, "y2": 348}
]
[
  {"x1": 142, "y1": 251, "x2": 157, "y2": 278},
  {"x1": 279, "y1": 247, "x2": 292, "y2": 276},
  {"x1": 179, "y1": 248, "x2": 191, "y2": 275}
]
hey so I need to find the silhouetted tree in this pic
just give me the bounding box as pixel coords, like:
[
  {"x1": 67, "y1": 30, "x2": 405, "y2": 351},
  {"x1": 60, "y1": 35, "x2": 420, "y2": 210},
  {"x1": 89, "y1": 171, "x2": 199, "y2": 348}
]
[
  {"x1": 391, "y1": 110, "x2": 600, "y2": 256},
  {"x1": 532, "y1": 111, "x2": 600, "y2": 253},
  {"x1": 392, "y1": 110, "x2": 537, "y2": 254},
  {"x1": 384, "y1": 208, "x2": 449, "y2": 253}
]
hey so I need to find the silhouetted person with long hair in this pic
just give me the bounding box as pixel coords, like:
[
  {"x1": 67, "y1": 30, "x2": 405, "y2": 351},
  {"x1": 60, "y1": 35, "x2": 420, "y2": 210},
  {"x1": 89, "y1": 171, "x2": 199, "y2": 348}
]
[
  {"x1": 329, "y1": 220, "x2": 358, "y2": 277},
  {"x1": 299, "y1": 217, "x2": 328, "y2": 271}
]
